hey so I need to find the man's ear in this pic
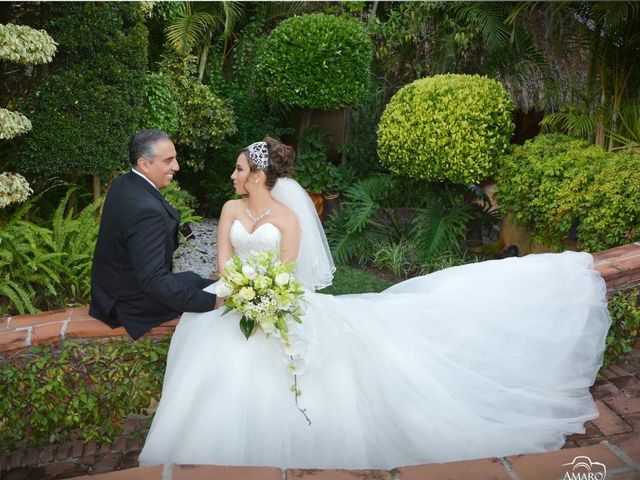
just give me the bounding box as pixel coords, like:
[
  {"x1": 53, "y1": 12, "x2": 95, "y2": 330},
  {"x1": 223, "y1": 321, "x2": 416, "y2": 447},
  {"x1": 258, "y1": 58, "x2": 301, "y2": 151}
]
[{"x1": 136, "y1": 158, "x2": 148, "y2": 172}]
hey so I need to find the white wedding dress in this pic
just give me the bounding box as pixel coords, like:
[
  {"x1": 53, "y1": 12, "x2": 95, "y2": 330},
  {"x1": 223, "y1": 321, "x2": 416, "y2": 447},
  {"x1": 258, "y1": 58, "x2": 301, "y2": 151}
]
[{"x1": 138, "y1": 218, "x2": 611, "y2": 469}]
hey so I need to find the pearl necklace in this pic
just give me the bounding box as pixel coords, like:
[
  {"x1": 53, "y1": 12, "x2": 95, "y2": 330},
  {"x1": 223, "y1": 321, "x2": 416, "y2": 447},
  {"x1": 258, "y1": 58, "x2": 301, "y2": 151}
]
[{"x1": 245, "y1": 206, "x2": 271, "y2": 224}]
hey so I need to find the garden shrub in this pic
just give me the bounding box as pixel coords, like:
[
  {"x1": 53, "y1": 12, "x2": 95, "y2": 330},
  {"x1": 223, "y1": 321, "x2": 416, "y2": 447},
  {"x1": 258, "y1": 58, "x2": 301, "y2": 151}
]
[
  {"x1": 496, "y1": 134, "x2": 640, "y2": 251},
  {"x1": 0, "y1": 22, "x2": 57, "y2": 140},
  {"x1": 255, "y1": 13, "x2": 373, "y2": 109},
  {"x1": 326, "y1": 174, "x2": 493, "y2": 273},
  {"x1": 0, "y1": 190, "x2": 100, "y2": 315},
  {"x1": 192, "y1": 19, "x2": 291, "y2": 215},
  {"x1": 17, "y1": 3, "x2": 148, "y2": 181},
  {"x1": 0, "y1": 337, "x2": 169, "y2": 451},
  {"x1": 377, "y1": 74, "x2": 514, "y2": 184},
  {"x1": 143, "y1": 54, "x2": 237, "y2": 171},
  {"x1": 0, "y1": 183, "x2": 201, "y2": 316},
  {"x1": 293, "y1": 129, "x2": 341, "y2": 194},
  {"x1": 605, "y1": 288, "x2": 640, "y2": 368}
]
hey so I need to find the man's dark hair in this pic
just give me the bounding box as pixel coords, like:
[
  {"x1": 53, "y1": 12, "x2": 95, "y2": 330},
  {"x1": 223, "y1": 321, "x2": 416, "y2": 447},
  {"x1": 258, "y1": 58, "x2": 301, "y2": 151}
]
[{"x1": 129, "y1": 129, "x2": 172, "y2": 167}]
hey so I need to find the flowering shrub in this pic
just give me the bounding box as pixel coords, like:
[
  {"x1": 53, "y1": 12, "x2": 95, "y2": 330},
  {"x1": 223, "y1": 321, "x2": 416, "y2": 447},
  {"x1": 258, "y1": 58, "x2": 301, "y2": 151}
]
[
  {"x1": 0, "y1": 172, "x2": 32, "y2": 209},
  {"x1": 0, "y1": 23, "x2": 57, "y2": 64}
]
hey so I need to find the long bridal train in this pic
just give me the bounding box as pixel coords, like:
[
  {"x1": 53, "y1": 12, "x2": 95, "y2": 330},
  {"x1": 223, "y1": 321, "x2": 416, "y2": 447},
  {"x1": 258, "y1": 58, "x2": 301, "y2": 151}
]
[{"x1": 138, "y1": 218, "x2": 610, "y2": 469}]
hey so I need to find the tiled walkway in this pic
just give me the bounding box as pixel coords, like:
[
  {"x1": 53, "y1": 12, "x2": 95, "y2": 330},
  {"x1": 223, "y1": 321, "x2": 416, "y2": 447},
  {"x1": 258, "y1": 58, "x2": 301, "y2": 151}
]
[{"x1": 2, "y1": 243, "x2": 640, "y2": 479}]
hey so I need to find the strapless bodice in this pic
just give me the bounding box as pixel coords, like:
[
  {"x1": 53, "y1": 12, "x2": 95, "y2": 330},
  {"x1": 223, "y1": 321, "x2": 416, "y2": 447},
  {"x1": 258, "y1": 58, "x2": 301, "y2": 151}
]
[{"x1": 229, "y1": 219, "x2": 281, "y2": 260}]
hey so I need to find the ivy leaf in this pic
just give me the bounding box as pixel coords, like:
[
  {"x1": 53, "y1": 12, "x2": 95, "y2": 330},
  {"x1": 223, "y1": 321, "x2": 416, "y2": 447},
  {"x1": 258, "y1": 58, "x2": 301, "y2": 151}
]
[{"x1": 239, "y1": 316, "x2": 255, "y2": 340}]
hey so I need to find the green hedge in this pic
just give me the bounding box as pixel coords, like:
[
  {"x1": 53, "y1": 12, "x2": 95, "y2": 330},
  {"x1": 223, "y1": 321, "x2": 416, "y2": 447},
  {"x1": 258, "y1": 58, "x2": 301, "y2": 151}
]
[
  {"x1": 495, "y1": 134, "x2": 640, "y2": 251},
  {"x1": 0, "y1": 338, "x2": 169, "y2": 451},
  {"x1": 255, "y1": 13, "x2": 373, "y2": 109},
  {"x1": 17, "y1": 3, "x2": 148, "y2": 179},
  {"x1": 377, "y1": 74, "x2": 514, "y2": 184}
]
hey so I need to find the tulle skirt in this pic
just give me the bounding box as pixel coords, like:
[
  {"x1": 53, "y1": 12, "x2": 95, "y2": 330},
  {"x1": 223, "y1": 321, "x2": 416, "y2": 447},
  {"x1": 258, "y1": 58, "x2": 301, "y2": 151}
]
[{"x1": 138, "y1": 251, "x2": 610, "y2": 469}]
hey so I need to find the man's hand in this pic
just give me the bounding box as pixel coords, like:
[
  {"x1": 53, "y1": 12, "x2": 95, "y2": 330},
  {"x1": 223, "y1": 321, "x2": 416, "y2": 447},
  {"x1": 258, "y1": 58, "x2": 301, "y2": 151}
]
[{"x1": 214, "y1": 296, "x2": 225, "y2": 310}]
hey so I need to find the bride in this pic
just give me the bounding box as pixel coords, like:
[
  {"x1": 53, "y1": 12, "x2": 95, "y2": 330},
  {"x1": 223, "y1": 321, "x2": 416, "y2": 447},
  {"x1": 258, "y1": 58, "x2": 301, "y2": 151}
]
[{"x1": 138, "y1": 137, "x2": 611, "y2": 469}]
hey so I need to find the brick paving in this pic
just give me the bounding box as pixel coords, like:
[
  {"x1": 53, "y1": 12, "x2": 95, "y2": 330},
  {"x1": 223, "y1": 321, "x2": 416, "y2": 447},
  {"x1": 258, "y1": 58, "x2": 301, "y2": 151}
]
[{"x1": 1, "y1": 243, "x2": 640, "y2": 478}]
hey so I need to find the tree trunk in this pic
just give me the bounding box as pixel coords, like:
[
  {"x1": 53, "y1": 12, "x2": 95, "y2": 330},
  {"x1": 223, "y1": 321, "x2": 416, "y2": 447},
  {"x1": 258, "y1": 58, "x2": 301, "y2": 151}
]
[
  {"x1": 92, "y1": 175, "x2": 101, "y2": 203},
  {"x1": 341, "y1": 108, "x2": 351, "y2": 165},
  {"x1": 369, "y1": 0, "x2": 379, "y2": 20},
  {"x1": 298, "y1": 109, "x2": 312, "y2": 156},
  {"x1": 198, "y1": 31, "x2": 213, "y2": 83}
]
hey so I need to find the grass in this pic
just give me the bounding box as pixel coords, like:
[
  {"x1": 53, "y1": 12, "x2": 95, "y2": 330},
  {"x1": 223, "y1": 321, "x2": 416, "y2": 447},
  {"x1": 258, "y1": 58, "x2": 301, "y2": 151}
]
[{"x1": 319, "y1": 265, "x2": 393, "y2": 295}]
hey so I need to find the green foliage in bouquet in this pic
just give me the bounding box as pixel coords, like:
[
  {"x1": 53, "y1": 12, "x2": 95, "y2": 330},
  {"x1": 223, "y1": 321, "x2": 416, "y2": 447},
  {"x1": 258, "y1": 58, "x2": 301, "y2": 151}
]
[
  {"x1": 218, "y1": 251, "x2": 305, "y2": 340},
  {"x1": 377, "y1": 74, "x2": 514, "y2": 184},
  {"x1": 0, "y1": 337, "x2": 169, "y2": 451},
  {"x1": 496, "y1": 134, "x2": 640, "y2": 251},
  {"x1": 255, "y1": 13, "x2": 373, "y2": 109}
]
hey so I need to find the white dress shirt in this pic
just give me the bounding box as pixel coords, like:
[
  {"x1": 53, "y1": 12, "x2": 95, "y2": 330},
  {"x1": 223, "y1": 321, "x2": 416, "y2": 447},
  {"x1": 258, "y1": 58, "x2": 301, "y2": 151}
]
[{"x1": 131, "y1": 168, "x2": 159, "y2": 190}]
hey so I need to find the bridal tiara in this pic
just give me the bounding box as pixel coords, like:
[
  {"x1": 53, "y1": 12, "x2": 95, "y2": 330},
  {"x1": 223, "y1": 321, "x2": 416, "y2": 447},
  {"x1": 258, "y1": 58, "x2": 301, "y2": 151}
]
[{"x1": 247, "y1": 141, "x2": 269, "y2": 171}]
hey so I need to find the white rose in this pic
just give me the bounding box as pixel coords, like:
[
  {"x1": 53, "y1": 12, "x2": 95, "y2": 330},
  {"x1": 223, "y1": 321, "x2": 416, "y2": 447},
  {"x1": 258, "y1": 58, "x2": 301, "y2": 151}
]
[
  {"x1": 275, "y1": 272, "x2": 290, "y2": 286},
  {"x1": 242, "y1": 264, "x2": 258, "y2": 280},
  {"x1": 239, "y1": 286, "x2": 256, "y2": 301},
  {"x1": 215, "y1": 281, "x2": 233, "y2": 298}
]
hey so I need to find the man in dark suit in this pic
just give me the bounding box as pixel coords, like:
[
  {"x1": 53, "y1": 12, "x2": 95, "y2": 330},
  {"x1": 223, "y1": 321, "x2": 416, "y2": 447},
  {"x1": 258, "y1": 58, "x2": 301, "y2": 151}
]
[{"x1": 90, "y1": 129, "x2": 217, "y2": 339}]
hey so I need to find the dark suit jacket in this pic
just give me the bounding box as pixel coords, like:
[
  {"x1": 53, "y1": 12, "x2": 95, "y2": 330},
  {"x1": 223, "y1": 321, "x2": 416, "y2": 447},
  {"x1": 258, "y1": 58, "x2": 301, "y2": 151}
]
[{"x1": 89, "y1": 172, "x2": 216, "y2": 339}]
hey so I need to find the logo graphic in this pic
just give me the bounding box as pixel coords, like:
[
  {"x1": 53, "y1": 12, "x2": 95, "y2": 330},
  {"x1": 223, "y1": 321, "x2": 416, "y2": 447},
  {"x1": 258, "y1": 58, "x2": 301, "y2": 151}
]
[{"x1": 562, "y1": 456, "x2": 607, "y2": 480}]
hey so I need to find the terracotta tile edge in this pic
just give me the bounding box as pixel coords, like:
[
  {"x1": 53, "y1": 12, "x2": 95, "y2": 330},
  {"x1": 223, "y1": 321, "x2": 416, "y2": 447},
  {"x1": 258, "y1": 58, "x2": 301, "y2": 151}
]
[{"x1": 603, "y1": 440, "x2": 640, "y2": 470}]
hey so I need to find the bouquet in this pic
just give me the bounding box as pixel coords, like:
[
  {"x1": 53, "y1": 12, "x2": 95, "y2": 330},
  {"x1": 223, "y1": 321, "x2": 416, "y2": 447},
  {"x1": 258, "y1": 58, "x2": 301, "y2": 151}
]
[{"x1": 216, "y1": 250, "x2": 311, "y2": 423}]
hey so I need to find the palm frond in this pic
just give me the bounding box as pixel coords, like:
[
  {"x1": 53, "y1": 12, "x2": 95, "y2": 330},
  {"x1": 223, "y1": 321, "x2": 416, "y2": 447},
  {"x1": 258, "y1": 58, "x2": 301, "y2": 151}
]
[
  {"x1": 411, "y1": 201, "x2": 471, "y2": 264},
  {"x1": 221, "y1": 1, "x2": 244, "y2": 41},
  {"x1": 165, "y1": 3, "x2": 220, "y2": 55},
  {"x1": 455, "y1": 3, "x2": 511, "y2": 51}
]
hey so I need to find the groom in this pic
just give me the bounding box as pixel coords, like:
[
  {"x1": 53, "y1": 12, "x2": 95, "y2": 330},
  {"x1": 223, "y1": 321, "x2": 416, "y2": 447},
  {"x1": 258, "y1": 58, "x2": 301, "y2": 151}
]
[{"x1": 89, "y1": 129, "x2": 217, "y2": 340}]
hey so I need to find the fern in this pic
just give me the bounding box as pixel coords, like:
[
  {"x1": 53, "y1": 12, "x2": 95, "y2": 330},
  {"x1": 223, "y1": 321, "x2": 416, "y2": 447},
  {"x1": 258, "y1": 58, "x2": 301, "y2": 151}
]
[
  {"x1": 326, "y1": 174, "x2": 485, "y2": 273},
  {"x1": 0, "y1": 188, "x2": 101, "y2": 315}
]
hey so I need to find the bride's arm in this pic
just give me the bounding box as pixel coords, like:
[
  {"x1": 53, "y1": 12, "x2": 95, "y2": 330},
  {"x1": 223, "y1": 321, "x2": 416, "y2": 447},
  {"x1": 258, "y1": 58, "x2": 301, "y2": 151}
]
[
  {"x1": 216, "y1": 200, "x2": 236, "y2": 276},
  {"x1": 279, "y1": 213, "x2": 300, "y2": 264}
]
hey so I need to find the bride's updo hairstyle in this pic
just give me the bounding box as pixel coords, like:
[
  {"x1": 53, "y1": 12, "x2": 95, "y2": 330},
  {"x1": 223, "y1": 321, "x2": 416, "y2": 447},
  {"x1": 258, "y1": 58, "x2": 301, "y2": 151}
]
[{"x1": 242, "y1": 137, "x2": 295, "y2": 190}]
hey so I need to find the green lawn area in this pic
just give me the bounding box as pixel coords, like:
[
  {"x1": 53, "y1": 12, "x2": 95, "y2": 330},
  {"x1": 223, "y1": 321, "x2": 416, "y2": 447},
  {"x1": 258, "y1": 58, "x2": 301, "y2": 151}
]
[{"x1": 319, "y1": 265, "x2": 393, "y2": 295}]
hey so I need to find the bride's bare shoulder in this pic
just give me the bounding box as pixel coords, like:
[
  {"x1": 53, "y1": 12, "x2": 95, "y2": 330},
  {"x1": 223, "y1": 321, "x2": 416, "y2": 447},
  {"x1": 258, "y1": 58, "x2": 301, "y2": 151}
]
[
  {"x1": 271, "y1": 202, "x2": 299, "y2": 229},
  {"x1": 221, "y1": 198, "x2": 244, "y2": 214}
]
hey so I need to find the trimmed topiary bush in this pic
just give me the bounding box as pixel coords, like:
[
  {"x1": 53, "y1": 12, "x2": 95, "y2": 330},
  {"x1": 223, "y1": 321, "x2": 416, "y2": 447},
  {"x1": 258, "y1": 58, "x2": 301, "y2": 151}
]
[
  {"x1": 377, "y1": 74, "x2": 514, "y2": 184},
  {"x1": 255, "y1": 13, "x2": 373, "y2": 109},
  {"x1": 496, "y1": 133, "x2": 640, "y2": 251},
  {"x1": 16, "y1": 3, "x2": 148, "y2": 184}
]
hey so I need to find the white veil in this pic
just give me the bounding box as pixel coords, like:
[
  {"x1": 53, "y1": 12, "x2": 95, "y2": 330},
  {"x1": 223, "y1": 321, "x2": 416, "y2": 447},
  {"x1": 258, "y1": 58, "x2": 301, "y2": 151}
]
[{"x1": 271, "y1": 178, "x2": 335, "y2": 290}]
